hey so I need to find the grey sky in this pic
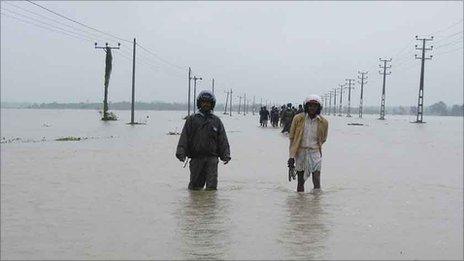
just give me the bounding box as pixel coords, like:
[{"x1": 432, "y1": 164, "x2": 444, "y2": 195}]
[{"x1": 1, "y1": 1, "x2": 463, "y2": 106}]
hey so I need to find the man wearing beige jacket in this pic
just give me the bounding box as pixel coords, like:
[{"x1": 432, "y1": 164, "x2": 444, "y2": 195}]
[{"x1": 287, "y1": 95, "x2": 329, "y2": 192}]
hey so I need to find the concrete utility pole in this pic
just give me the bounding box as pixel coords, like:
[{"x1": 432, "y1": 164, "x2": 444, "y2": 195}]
[
  {"x1": 94, "y1": 42, "x2": 120, "y2": 120},
  {"x1": 333, "y1": 88, "x2": 337, "y2": 116},
  {"x1": 345, "y1": 78, "x2": 356, "y2": 117},
  {"x1": 357, "y1": 71, "x2": 368, "y2": 118},
  {"x1": 193, "y1": 75, "x2": 202, "y2": 114},
  {"x1": 223, "y1": 90, "x2": 229, "y2": 114},
  {"x1": 252, "y1": 96, "x2": 255, "y2": 115},
  {"x1": 229, "y1": 89, "x2": 233, "y2": 116},
  {"x1": 129, "y1": 38, "x2": 137, "y2": 124},
  {"x1": 244, "y1": 93, "x2": 247, "y2": 115},
  {"x1": 187, "y1": 67, "x2": 192, "y2": 117},
  {"x1": 328, "y1": 91, "x2": 333, "y2": 115},
  {"x1": 338, "y1": 84, "x2": 346, "y2": 116},
  {"x1": 379, "y1": 58, "x2": 392, "y2": 120},
  {"x1": 212, "y1": 78, "x2": 215, "y2": 96},
  {"x1": 414, "y1": 36, "x2": 434, "y2": 123},
  {"x1": 238, "y1": 95, "x2": 242, "y2": 114}
]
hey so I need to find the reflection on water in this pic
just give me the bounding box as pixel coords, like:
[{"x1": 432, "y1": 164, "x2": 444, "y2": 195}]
[
  {"x1": 176, "y1": 191, "x2": 231, "y2": 260},
  {"x1": 280, "y1": 192, "x2": 329, "y2": 260}
]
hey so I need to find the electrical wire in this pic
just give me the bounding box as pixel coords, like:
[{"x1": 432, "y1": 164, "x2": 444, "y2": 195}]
[
  {"x1": 1, "y1": 7, "x2": 96, "y2": 42},
  {"x1": 26, "y1": 0, "x2": 132, "y2": 43},
  {"x1": 1, "y1": 11, "x2": 93, "y2": 43}
]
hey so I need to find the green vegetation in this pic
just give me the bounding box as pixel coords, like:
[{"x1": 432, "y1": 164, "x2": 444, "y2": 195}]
[{"x1": 55, "y1": 136, "x2": 84, "y2": 141}]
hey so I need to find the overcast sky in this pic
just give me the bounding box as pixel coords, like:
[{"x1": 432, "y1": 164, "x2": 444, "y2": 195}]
[{"x1": 1, "y1": 1, "x2": 463, "y2": 106}]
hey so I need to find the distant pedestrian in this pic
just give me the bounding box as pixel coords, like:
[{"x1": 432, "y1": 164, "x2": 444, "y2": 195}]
[
  {"x1": 287, "y1": 95, "x2": 328, "y2": 192},
  {"x1": 176, "y1": 91, "x2": 231, "y2": 190},
  {"x1": 281, "y1": 103, "x2": 294, "y2": 133}
]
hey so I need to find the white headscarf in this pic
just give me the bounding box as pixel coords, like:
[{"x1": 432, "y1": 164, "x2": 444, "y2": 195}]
[{"x1": 304, "y1": 94, "x2": 322, "y2": 105}]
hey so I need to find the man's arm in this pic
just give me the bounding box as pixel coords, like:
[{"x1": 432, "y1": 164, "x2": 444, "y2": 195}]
[
  {"x1": 175, "y1": 117, "x2": 191, "y2": 161},
  {"x1": 217, "y1": 119, "x2": 231, "y2": 163}
]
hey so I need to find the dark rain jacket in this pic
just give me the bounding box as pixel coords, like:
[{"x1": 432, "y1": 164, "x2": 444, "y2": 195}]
[{"x1": 176, "y1": 112, "x2": 231, "y2": 161}]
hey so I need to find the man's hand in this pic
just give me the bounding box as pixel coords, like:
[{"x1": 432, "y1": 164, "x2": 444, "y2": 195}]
[
  {"x1": 287, "y1": 158, "x2": 295, "y2": 168},
  {"x1": 222, "y1": 156, "x2": 231, "y2": 165},
  {"x1": 176, "y1": 154, "x2": 186, "y2": 162}
]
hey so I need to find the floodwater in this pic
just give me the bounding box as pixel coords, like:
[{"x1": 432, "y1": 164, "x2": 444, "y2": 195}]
[{"x1": 1, "y1": 108, "x2": 463, "y2": 260}]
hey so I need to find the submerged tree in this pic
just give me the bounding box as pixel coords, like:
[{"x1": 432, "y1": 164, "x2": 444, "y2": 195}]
[
  {"x1": 95, "y1": 42, "x2": 120, "y2": 121},
  {"x1": 102, "y1": 47, "x2": 115, "y2": 120}
]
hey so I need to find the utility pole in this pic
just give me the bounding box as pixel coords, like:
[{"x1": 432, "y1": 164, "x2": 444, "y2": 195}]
[
  {"x1": 379, "y1": 58, "x2": 392, "y2": 120},
  {"x1": 223, "y1": 90, "x2": 229, "y2": 114},
  {"x1": 193, "y1": 75, "x2": 202, "y2": 114},
  {"x1": 414, "y1": 36, "x2": 434, "y2": 123},
  {"x1": 345, "y1": 78, "x2": 355, "y2": 117},
  {"x1": 357, "y1": 71, "x2": 368, "y2": 118},
  {"x1": 252, "y1": 96, "x2": 255, "y2": 115},
  {"x1": 333, "y1": 88, "x2": 337, "y2": 116},
  {"x1": 328, "y1": 91, "x2": 332, "y2": 115},
  {"x1": 94, "y1": 42, "x2": 120, "y2": 120},
  {"x1": 238, "y1": 95, "x2": 242, "y2": 114},
  {"x1": 229, "y1": 89, "x2": 233, "y2": 116},
  {"x1": 338, "y1": 84, "x2": 345, "y2": 116},
  {"x1": 323, "y1": 94, "x2": 328, "y2": 114},
  {"x1": 212, "y1": 78, "x2": 215, "y2": 96},
  {"x1": 187, "y1": 67, "x2": 192, "y2": 117},
  {"x1": 244, "y1": 93, "x2": 247, "y2": 116},
  {"x1": 129, "y1": 38, "x2": 137, "y2": 124}
]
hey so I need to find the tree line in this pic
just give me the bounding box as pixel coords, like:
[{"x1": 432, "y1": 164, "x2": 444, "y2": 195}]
[{"x1": 1, "y1": 101, "x2": 462, "y2": 116}]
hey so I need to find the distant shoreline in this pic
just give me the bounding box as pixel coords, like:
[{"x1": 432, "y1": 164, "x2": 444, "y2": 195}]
[{"x1": 1, "y1": 101, "x2": 462, "y2": 116}]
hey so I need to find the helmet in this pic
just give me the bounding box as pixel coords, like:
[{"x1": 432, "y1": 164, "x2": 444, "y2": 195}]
[
  {"x1": 287, "y1": 103, "x2": 292, "y2": 108},
  {"x1": 196, "y1": 90, "x2": 216, "y2": 109}
]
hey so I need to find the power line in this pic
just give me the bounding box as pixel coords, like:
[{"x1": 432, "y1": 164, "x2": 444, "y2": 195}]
[
  {"x1": 0, "y1": 11, "x2": 93, "y2": 43},
  {"x1": 136, "y1": 43, "x2": 186, "y2": 71},
  {"x1": 433, "y1": 30, "x2": 463, "y2": 44},
  {"x1": 3, "y1": 1, "x2": 111, "y2": 43},
  {"x1": 1, "y1": 7, "x2": 96, "y2": 42},
  {"x1": 434, "y1": 36, "x2": 463, "y2": 50},
  {"x1": 25, "y1": 0, "x2": 132, "y2": 43},
  {"x1": 432, "y1": 18, "x2": 463, "y2": 35},
  {"x1": 433, "y1": 46, "x2": 463, "y2": 57}
]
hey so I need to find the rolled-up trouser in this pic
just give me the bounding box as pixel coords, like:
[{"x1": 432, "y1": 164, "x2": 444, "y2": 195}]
[{"x1": 188, "y1": 156, "x2": 219, "y2": 190}]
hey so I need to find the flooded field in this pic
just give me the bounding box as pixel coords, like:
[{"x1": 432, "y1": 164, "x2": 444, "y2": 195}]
[{"x1": 1, "y1": 108, "x2": 463, "y2": 260}]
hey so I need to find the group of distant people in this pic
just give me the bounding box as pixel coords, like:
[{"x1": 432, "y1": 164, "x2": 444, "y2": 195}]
[
  {"x1": 259, "y1": 103, "x2": 304, "y2": 132},
  {"x1": 176, "y1": 90, "x2": 328, "y2": 193}
]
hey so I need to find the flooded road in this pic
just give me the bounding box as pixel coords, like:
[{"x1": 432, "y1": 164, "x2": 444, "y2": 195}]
[{"x1": 1, "y1": 109, "x2": 462, "y2": 260}]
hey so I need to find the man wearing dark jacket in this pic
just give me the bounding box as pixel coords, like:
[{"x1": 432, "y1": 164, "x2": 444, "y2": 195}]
[{"x1": 176, "y1": 91, "x2": 231, "y2": 190}]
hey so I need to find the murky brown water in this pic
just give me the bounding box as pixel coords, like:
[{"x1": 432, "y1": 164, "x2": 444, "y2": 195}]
[{"x1": 1, "y1": 109, "x2": 462, "y2": 259}]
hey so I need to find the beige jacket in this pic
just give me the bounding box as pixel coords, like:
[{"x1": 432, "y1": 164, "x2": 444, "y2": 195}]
[{"x1": 289, "y1": 113, "x2": 328, "y2": 158}]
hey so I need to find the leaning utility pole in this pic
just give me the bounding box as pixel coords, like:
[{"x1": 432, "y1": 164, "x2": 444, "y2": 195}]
[
  {"x1": 378, "y1": 58, "x2": 392, "y2": 120},
  {"x1": 187, "y1": 67, "x2": 192, "y2": 117},
  {"x1": 338, "y1": 84, "x2": 345, "y2": 116},
  {"x1": 193, "y1": 75, "x2": 202, "y2": 114},
  {"x1": 223, "y1": 90, "x2": 229, "y2": 114},
  {"x1": 94, "y1": 42, "x2": 120, "y2": 121},
  {"x1": 357, "y1": 71, "x2": 368, "y2": 118},
  {"x1": 345, "y1": 78, "x2": 355, "y2": 117},
  {"x1": 333, "y1": 88, "x2": 337, "y2": 116},
  {"x1": 229, "y1": 89, "x2": 233, "y2": 116},
  {"x1": 414, "y1": 36, "x2": 434, "y2": 123}
]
